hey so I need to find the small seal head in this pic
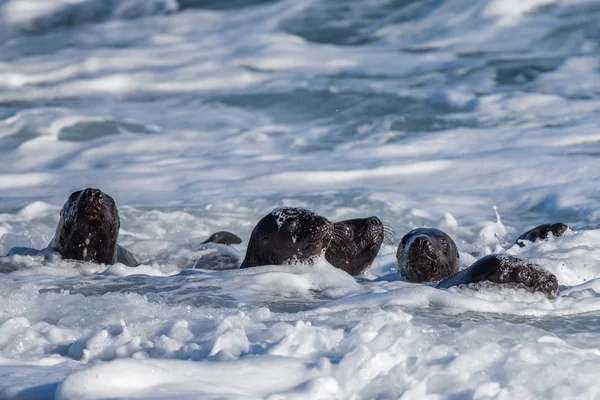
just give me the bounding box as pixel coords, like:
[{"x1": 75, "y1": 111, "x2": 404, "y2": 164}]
[
  {"x1": 240, "y1": 207, "x2": 334, "y2": 268},
  {"x1": 51, "y1": 188, "x2": 120, "y2": 265},
  {"x1": 202, "y1": 231, "x2": 242, "y2": 246},
  {"x1": 325, "y1": 216, "x2": 384, "y2": 275},
  {"x1": 516, "y1": 223, "x2": 568, "y2": 247},
  {"x1": 397, "y1": 228, "x2": 460, "y2": 283}
]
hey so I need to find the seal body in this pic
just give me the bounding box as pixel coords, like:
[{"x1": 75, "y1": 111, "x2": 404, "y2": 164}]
[
  {"x1": 325, "y1": 216, "x2": 384, "y2": 275},
  {"x1": 515, "y1": 223, "x2": 568, "y2": 247},
  {"x1": 240, "y1": 207, "x2": 334, "y2": 268},
  {"x1": 49, "y1": 188, "x2": 138, "y2": 266},
  {"x1": 436, "y1": 254, "x2": 559, "y2": 297},
  {"x1": 396, "y1": 228, "x2": 460, "y2": 283}
]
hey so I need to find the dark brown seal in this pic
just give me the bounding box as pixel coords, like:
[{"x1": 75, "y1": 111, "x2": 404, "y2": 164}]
[
  {"x1": 325, "y1": 216, "x2": 384, "y2": 275},
  {"x1": 240, "y1": 207, "x2": 334, "y2": 268},
  {"x1": 202, "y1": 231, "x2": 242, "y2": 246},
  {"x1": 396, "y1": 228, "x2": 460, "y2": 283},
  {"x1": 436, "y1": 254, "x2": 559, "y2": 297},
  {"x1": 515, "y1": 223, "x2": 568, "y2": 247},
  {"x1": 49, "y1": 188, "x2": 138, "y2": 266}
]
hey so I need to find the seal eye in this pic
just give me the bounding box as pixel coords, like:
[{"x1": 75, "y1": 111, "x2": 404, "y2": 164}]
[
  {"x1": 440, "y1": 239, "x2": 449, "y2": 251},
  {"x1": 513, "y1": 266, "x2": 531, "y2": 285},
  {"x1": 304, "y1": 243, "x2": 316, "y2": 253}
]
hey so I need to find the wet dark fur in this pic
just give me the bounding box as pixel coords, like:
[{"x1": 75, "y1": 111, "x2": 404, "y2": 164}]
[
  {"x1": 515, "y1": 222, "x2": 568, "y2": 247},
  {"x1": 50, "y1": 188, "x2": 125, "y2": 265},
  {"x1": 325, "y1": 216, "x2": 384, "y2": 275},
  {"x1": 240, "y1": 207, "x2": 334, "y2": 268},
  {"x1": 202, "y1": 231, "x2": 242, "y2": 246},
  {"x1": 396, "y1": 228, "x2": 460, "y2": 283},
  {"x1": 437, "y1": 254, "x2": 559, "y2": 297}
]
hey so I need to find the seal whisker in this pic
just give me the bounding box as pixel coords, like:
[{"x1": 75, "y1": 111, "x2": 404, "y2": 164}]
[
  {"x1": 383, "y1": 223, "x2": 398, "y2": 245},
  {"x1": 332, "y1": 230, "x2": 353, "y2": 248}
]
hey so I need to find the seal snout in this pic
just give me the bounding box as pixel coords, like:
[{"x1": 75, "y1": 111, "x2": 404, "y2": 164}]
[
  {"x1": 550, "y1": 222, "x2": 568, "y2": 237},
  {"x1": 544, "y1": 275, "x2": 559, "y2": 298},
  {"x1": 413, "y1": 236, "x2": 430, "y2": 249},
  {"x1": 78, "y1": 188, "x2": 109, "y2": 220},
  {"x1": 366, "y1": 217, "x2": 382, "y2": 227},
  {"x1": 83, "y1": 188, "x2": 104, "y2": 200},
  {"x1": 364, "y1": 217, "x2": 384, "y2": 241},
  {"x1": 78, "y1": 188, "x2": 106, "y2": 210}
]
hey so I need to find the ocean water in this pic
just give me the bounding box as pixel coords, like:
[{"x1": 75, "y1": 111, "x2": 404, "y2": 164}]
[{"x1": 1, "y1": 0, "x2": 600, "y2": 398}]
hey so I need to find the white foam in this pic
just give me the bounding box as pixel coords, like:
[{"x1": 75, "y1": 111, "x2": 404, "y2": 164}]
[
  {"x1": 56, "y1": 357, "x2": 331, "y2": 400},
  {"x1": 1, "y1": 0, "x2": 600, "y2": 397}
]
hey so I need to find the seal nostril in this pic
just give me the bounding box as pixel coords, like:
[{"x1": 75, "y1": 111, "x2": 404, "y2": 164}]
[
  {"x1": 83, "y1": 188, "x2": 103, "y2": 199},
  {"x1": 415, "y1": 237, "x2": 428, "y2": 247},
  {"x1": 367, "y1": 217, "x2": 381, "y2": 226}
]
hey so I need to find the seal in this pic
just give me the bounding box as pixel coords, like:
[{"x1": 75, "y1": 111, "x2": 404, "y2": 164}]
[
  {"x1": 436, "y1": 254, "x2": 559, "y2": 297},
  {"x1": 6, "y1": 189, "x2": 243, "y2": 268},
  {"x1": 202, "y1": 231, "x2": 242, "y2": 246},
  {"x1": 48, "y1": 188, "x2": 139, "y2": 266},
  {"x1": 396, "y1": 228, "x2": 460, "y2": 283},
  {"x1": 515, "y1": 222, "x2": 568, "y2": 247},
  {"x1": 325, "y1": 216, "x2": 384, "y2": 275},
  {"x1": 240, "y1": 207, "x2": 334, "y2": 268}
]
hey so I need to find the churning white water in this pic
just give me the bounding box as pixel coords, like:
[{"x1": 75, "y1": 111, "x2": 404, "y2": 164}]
[{"x1": 1, "y1": 0, "x2": 600, "y2": 398}]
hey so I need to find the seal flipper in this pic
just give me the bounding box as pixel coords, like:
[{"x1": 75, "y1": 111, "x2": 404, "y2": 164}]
[
  {"x1": 515, "y1": 222, "x2": 568, "y2": 247},
  {"x1": 202, "y1": 231, "x2": 242, "y2": 246},
  {"x1": 116, "y1": 245, "x2": 139, "y2": 267}
]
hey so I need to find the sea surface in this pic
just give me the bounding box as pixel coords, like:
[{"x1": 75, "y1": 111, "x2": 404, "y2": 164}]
[{"x1": 1, "y1": 0, "x2": 600, "y2": 398}]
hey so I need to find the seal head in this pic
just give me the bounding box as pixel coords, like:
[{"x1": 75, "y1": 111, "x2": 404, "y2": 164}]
[
  {"x1": 325, "y1": 216, "x2": 384, "y2": 275},
  {"x1": 202, "y1": 231, "x2": 242, "y2": 246},
  {"x1": 240, "y1": 207, "x2": 334, "y2": 268},
  {"x1": 436, "y1": 254, "x2": 559, "y2": 297},
  {"x1": 397, "y1": 228, "x2": 460, "y2": 283},
  {"x1": 516, "y1": 223, "x2": 568, "y2": 247},
  {"x1": 50, "y1": 188, "x2": 120, "y2": 265}
]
